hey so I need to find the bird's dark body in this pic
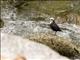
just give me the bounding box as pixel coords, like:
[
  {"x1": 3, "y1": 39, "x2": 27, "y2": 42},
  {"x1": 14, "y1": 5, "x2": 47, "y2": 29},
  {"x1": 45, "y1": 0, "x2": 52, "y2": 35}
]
[{"x1": 50, "y1": 20, "x2": 61, "y2": 32}]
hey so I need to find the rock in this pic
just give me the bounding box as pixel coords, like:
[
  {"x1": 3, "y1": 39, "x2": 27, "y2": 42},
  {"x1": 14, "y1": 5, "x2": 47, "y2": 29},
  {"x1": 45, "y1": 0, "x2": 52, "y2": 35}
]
[{"x1": 1, "y1": 33, "x2": 70, "y2": 60}]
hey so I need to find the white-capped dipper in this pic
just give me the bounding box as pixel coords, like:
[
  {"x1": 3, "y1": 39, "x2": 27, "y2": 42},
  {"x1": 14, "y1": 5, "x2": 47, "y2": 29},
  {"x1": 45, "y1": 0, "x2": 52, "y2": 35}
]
[{"x1": 50, "y1": 18, "x2": 62, "y2": 35}]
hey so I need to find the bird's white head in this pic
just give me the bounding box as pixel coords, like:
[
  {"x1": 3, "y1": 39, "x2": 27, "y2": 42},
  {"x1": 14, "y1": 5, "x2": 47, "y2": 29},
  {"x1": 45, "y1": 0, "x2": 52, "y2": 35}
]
[
  {"x1": 50, "y1": 17, "x2": 54, "y2": 20},
  {"x1": 49, "y1": 17, "x2": 55, "y2": 23}
]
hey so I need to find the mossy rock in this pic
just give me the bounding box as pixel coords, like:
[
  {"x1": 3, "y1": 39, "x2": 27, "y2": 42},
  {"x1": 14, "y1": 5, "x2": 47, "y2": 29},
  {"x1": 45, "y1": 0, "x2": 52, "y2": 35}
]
[{"x1": 29, "y1": 33, "x2": 80, "y2": 59}]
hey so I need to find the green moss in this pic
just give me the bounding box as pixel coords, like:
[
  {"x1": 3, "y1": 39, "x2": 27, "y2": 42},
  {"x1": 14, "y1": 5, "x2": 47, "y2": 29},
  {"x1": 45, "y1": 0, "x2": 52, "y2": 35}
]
[
  {"x1": 22, "y1": 1, "x2": 71, "y2": 15},
  {"x1": 30, "y1": 17, "x2": 45, "y2": 21}
]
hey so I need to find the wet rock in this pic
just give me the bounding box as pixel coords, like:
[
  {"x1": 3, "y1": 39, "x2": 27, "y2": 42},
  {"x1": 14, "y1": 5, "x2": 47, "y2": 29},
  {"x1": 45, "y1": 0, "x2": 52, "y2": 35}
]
[{"x1": 1, "y1": 20, "x2": 80, "y2": 59}]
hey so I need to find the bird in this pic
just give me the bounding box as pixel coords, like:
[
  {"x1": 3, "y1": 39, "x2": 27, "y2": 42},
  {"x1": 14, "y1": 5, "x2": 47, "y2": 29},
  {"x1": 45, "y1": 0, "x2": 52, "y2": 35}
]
[{"x1": 49, "y1": 18, "x2": 62, "y2": 35}]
